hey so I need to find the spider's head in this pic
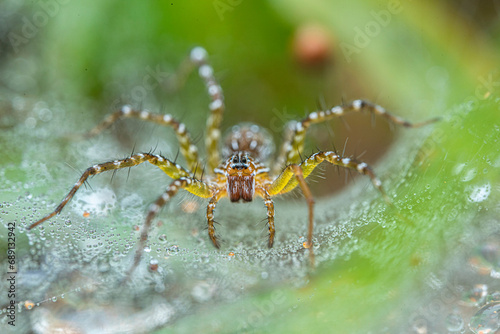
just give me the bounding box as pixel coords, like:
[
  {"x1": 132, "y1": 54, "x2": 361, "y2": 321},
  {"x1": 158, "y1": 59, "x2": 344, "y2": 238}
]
[
  {"x1": 226, "y1": 152, "x2": 256, "y2": 203},
  {"x1": 221, "y1": 123, "x2": 275, "y2": 162}
]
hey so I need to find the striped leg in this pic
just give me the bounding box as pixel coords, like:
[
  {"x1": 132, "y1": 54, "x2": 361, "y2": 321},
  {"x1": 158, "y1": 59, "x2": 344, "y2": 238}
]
[
  {"x1": 271, "y1": 120, "x2": 297, "y2": 176},
  {"x1": 83, "y1": 106, "x2": 201, "y2": 174},
  {"x1": 279, "y1": 100, "x2": 440, "y2": 166},
  {"x1": 268, "y1": 165, "x2": 315, "y2": 247},
  {"x1": 270, "y1": 151, "x2": 389, "y2": 202},
  {"x1": 207, "y1": 189, "x2": 225, "y2": 248},
  {"x1": 188, "y1": 47, "x2": 226, "y2": 173},
  {"x1": 128, "y1": 177, "x2": 208, "y2": 276},
  {"x1": 267, "y1": 165, "x2": 315, "y2": 263},
  {"x1": 28, "y1": 153, "x2": 208, "y2": 230},
  {"x1": 165, "y1": 47, "x2": 225, "y2": 172},
  {"x1": 256, "y1": 188, "x2": 276, "y2": 248}
]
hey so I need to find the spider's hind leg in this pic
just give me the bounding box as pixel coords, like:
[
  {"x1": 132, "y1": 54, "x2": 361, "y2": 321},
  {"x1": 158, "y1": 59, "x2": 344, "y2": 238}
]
[{"x1": 165, "y1": 47, "x2": 226, "y2": 172}]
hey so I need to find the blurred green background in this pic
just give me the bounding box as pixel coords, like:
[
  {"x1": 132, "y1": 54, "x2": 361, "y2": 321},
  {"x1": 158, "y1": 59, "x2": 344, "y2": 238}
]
[{"x1": 1, "y1": 0, "x2": 499, "y2": 333}]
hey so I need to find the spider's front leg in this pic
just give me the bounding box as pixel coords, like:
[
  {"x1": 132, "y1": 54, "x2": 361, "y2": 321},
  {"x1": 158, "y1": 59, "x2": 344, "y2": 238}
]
[
  {"x1": 274, "y1": 99, "x2": 440, "y2": 171},
  {"x1": 28, "y1": 153, "x2": 191, "y2": 229},
  {"x1": 267, "y1": 165, "x2": 315, "y2": 250},
  {"x1": 267, "y1": 151, "x2": 388, "y2": 263},
  {"x1": 129, "y1": 177, "x2": 211, "y2": 276},
  {"x1": 206, "y1": 189, "x2": 225, "y2": 248},
  {"x1": 278, "y1": 151, "x2": 389, "y2": 202},
  {"x1": 256, "y1": 188, "x2": 276, "y2": 248}
]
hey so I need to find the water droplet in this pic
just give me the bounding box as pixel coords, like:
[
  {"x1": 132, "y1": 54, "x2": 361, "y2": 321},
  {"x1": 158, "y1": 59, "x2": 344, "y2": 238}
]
[
  {"x1": 24, "y1": 301, "x2": 34, "y2": 310},
  {"x1": 191, "y1": 281, "x2": 215, "y2": 302},
  {"x1": 469, "y1": 301, "x2": 500, "y2": 334},
  {"x1": 25, "y1": 117, "x2": 37, "y2": 129},
  {"x1": 51, "y1": 296, "x2": 57, "y2": 302},
  {"x1": 453, "y1": 163, "x2": 466, "y2": 175},
  {"x1": 37, "y1": 107, "x2": 53, "y2": 122},
  {"x1": 149, "y1": 259, "x2": 159, "y2": 271},
  {"x1": 144, "y1": 246, "x2": 151, "y2": 253},
  {"x1": 488, "y1": 291, "x2": 500, "y2": 303},
  {"x1": 445, "y1": 313, "x2": 464, "y2": 332},
  {"x1": 469, "y1": 183, "x2": 491, "y2": 203},
  {"x1": 464, "y1": 284, "x2": 488, "y2": 306},
  {"x1": 167, "y1": 245, "x2": 179, "y2": 253},
  {"x1": 462, "y1": 168, "x2": 477, "y2": 182},
  {"x1": 479, "y1": 243, "x2": 500, "y2": 268}
]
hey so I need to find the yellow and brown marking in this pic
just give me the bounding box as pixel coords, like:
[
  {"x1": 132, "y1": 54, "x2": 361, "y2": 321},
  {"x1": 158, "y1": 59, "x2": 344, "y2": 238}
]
[
  {"x1": 281, "y1": 100, "x2": 440, "y2": 166},
  {"x1": 84, "y1": 106, "x2": 200, "y2": 174},
  {"x1": 31, "y1": 47, "x2": 438, "y2": 278}
]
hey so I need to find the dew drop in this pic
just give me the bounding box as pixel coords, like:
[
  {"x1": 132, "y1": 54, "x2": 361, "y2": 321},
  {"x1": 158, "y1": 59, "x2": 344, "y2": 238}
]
[
  {"x1": 149, "y1": 259, "x2": 159, "y2": 271},
  {"x1": 445, "y1": 313, "x2": 464, "y2": 332},
  {"x1": 462, "y1": 168, "x2": 477, "y2": 182},
  {"x1": 167, "y1": 245, "x2": 179, "y2": 253},
  {"x1": 468, "y1": 183, "x2": 491, "y2": 203},
  {"x1": 469, "y1": 301, "x2": 500, "y2": 334},
  {"x1": 488, "y1": 291, "x2": 500, "y2": 303},
  {"x1": 191, "y1": 281, "x2": 215, "y2": 303},
  {"x1": 24, "y1": 301, "x2": 34, "y2": 310},
  {"x1": 464, "y1": 284, "x2": 488, "y2": 306}
]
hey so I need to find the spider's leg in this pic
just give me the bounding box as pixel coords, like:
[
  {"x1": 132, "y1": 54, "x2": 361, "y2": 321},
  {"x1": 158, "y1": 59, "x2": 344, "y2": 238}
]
[
  {"x1": 128, "y1": 177, "x2": 211, "y2": 276},
  {"x1": 166, "y1": 47, "x2": 225, "y2": 172},
  {"x1": 190, "y1": 48, "x2": 226, "y2": 173},
  {"x1": 267, "y1": 165, "x2": 315, "y2": 265},
  {"x1": 206, "y1": 189, "x2": 226, "y2": 248},
  {"x1": 267, "y1": 165, "x2": 314, "y2": 248},
  {"x1": 83, "y1": 107, "x2": 201, "y2": 174},
  {"x1": 256, "y1": 188, "x2": 276, "y2": 248},
  {"x1": 271, "y1": 151, "x2": 389, "y2": 202},
  {"x1": 277, "y1": 100, "x2": 440, "y2": 167},
  {"x1": 272, "y1": 120, "x2": 296, "y2": 176},
  {"x1": 29, "y1": 153, "x2": 208, "y2": 229}
]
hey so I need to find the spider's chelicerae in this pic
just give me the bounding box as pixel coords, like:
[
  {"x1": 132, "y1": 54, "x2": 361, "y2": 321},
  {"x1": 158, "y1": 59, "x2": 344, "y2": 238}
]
[{"x1": 30, "y1": 47, "x2": 437, "y2": 274}]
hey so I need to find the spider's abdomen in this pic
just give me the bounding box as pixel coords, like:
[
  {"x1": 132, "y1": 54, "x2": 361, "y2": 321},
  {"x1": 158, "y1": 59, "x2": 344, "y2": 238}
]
[{"x1": 227, "y1": 174, "x2": 255, "y2": 202}]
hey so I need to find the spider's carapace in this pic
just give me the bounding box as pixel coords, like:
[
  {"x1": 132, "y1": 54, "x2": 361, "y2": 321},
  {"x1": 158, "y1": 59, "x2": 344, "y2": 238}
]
[
  {"x1": 216, "y1": 123, "x2": 273, "y2": 203},
  {"x1": 29, "y1": 47, "x2": 438, "y2": 277}
]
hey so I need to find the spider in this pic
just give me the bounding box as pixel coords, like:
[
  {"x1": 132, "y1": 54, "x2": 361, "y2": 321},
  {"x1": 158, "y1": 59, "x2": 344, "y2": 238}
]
[{"x1": 29, "y1": 47, "x2": 437, "y2": 275}]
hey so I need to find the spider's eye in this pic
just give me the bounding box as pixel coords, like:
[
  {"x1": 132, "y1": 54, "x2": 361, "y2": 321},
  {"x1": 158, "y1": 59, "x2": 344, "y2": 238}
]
[
  {"x1": 232, "y1": 156, "x2": 238, "y2": 163},
  {"x1": 241, "y1": 157, "x2": 247, "y2": 164}
]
